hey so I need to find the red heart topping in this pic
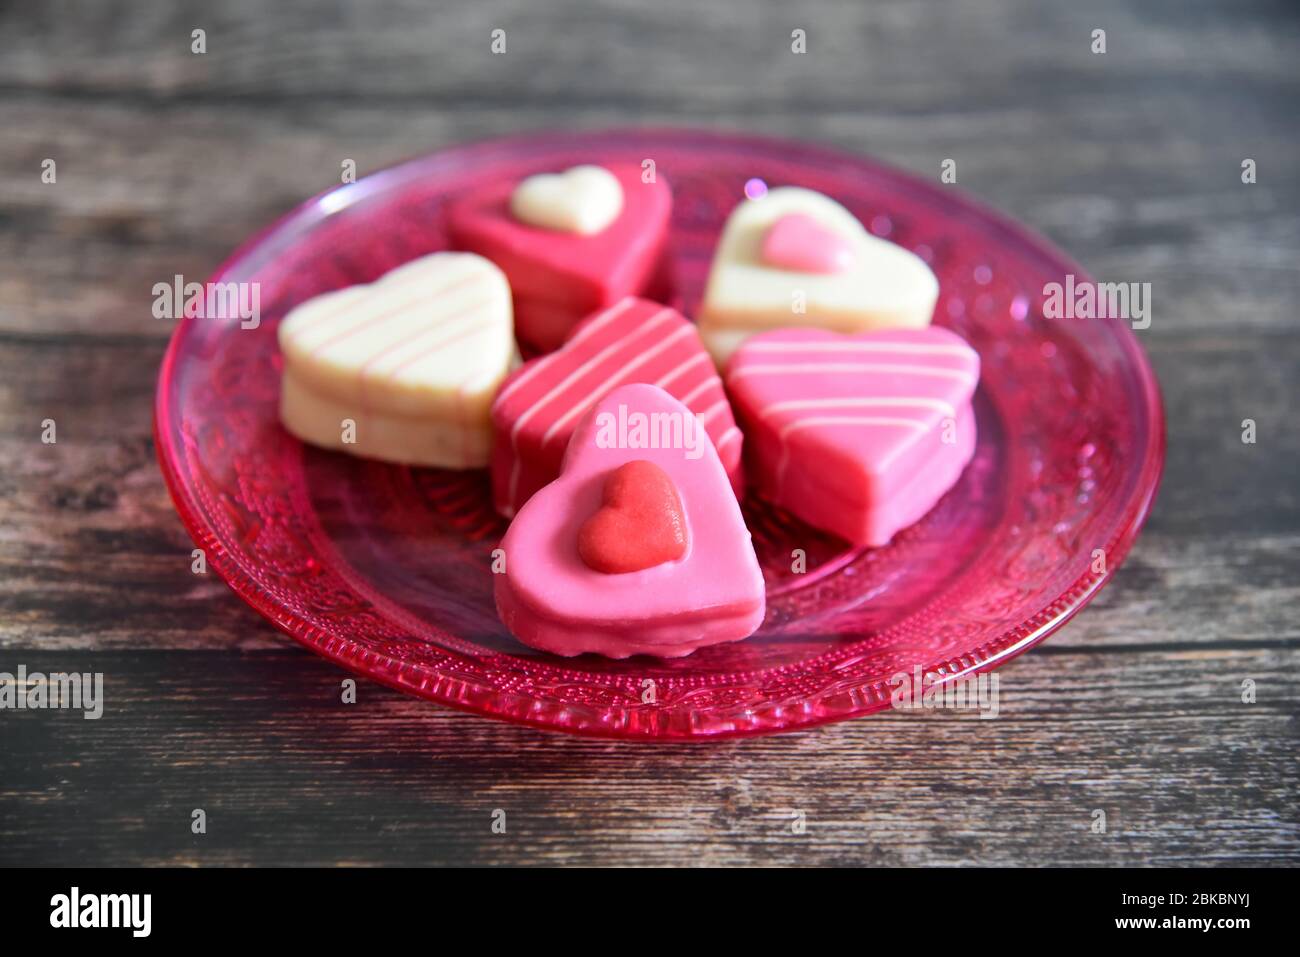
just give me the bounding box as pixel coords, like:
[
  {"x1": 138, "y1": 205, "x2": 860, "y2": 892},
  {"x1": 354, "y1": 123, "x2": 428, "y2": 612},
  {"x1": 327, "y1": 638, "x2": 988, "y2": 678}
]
[{"x1": 577, "y1": 460, "x2": 688, "y2": 574}]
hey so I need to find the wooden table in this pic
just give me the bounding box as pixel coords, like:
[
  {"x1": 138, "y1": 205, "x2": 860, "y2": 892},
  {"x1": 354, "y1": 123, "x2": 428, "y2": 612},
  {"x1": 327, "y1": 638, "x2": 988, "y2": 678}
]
[{"x1": 2, "y1": 0, "x2": 1296, "y2": 866}]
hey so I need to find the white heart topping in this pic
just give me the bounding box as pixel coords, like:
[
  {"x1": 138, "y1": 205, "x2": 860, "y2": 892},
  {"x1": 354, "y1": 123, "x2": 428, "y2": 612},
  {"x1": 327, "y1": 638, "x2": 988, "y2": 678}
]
[{"x1": 510, "y1": 165, "x2": 624, "y2": 235}]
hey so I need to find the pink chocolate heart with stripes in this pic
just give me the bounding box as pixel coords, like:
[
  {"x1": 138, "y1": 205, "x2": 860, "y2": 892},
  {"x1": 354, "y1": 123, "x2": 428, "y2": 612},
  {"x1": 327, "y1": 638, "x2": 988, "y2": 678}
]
[
  {"x1": 725, "y1": 326, "x2": 980, "y2": 546},
  {"x1": 490, "y1": 297, "x2": 744, "y2": 517}
]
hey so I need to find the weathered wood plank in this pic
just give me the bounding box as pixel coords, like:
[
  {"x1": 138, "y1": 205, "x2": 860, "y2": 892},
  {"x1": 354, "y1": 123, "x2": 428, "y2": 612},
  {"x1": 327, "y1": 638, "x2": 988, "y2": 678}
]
[
  {"x1": 3, "y1": 96, "x2": 1296, "y2": 338},
  {"x1": 1, "y1": 648, "x2": 1295, "y2": 866},
  {"x1": 2, "y1": 1, "x2": 1297, "y2": 338},
  {"x1": 2, "y1": 0, "x2": 1297, "y2": 867},
  {"x1": 3, "y1": 0, "x2": 1297, "y2": 105}
]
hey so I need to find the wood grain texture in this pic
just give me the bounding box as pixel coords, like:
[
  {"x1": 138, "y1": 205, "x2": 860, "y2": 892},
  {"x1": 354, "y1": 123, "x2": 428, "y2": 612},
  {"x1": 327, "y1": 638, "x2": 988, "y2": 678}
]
[
  {"x1": 1, "y1": 0, "x2": 1297, "y2": 866},
  {"x1": 3, "y1": 648, "x2": 1296, "y2": 867}
]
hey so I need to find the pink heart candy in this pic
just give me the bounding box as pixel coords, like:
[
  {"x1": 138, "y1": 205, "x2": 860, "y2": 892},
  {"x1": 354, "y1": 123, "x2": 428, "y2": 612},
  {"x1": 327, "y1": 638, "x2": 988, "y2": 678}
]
[
  {"x1": 726, "y1": 327, "x2": 981, "y2": 547},
  {"x1": 759, "y1": 213, "x2": 856, "y2": 274},
  {"x1": 494, "y1": 383, "x2": 765, "y2": 659}
]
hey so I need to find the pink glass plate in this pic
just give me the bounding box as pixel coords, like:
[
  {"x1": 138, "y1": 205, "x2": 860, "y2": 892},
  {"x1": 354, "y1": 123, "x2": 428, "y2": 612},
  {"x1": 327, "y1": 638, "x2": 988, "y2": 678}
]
[{"x1": 155, "y1": 129, "x2": 1164, "y2": 739}]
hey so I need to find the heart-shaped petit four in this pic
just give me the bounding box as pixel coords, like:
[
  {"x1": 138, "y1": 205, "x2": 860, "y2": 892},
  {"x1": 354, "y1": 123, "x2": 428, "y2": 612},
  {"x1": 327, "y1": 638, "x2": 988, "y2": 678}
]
[
  {"x1": 510, "y1": 165, "x2": 624, "y2": 235},
  {"x1": 277, "y1": 252, "x2": 514, "y2": 468},
  {"x1": 725, "y1": 326, "x2": 980, "y2": 547},
  {"x1": 495, "y1": 383, "x2": 765, "y2": 659},
  {"x1": 697, "y1": 186, "x2": 939, "y2": 365},
  {"x1": 490, "y1": 297, "x2": 744, "y2": 517},
  {"x1": 447, "y1": 163, "x2": 672, "y2": 352}
]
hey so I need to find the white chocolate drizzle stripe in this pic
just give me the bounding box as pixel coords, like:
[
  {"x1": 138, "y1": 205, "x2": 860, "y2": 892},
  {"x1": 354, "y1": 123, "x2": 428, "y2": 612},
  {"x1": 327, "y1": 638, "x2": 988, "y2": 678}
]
[
  {"x1": 697, "y1": 398, "x2": 731, "y2": 426},
  {"x1": 652, "y1": 351, "x2": 711, "y2": 392},
  {"x1": 714, "y1": 426, "x2": 742, "y2": 454},
  {"x1": 677, "y1": 376, "x2": 720, "y2": 408},
  {"x1": 760, "y1": 396, "x2": 956, "y2": 420},
  {"x1": 730, "y1": 362, "x2": 976, "y2": 384},
  {"x1": 540, "y1": 320, "x2": 694, "y2": 446},
  {"x1": 777, "y1": 415, "x2": 930, "y2": 440},
  {"x1": 741, "y1": 340, "x2": 975, "y2": 358},
  {"x1": 775, "y1": 416, "x2": 930, "y2": 485},
  {"x1": 493, "y1": 297, "x2": 641, "y2": 408},
  {"x1": 505, "y1": 306, "x2": 672, "y2": 507}
]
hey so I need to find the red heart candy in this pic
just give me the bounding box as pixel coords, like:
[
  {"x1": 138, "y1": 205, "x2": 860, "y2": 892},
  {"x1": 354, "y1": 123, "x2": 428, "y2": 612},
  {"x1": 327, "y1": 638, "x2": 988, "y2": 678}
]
[
  {"x1": 446, "y1": 164, "x2": 673, "y2": 352},
  {"x1": 577, "y1": 460, "x2": 688, "y2": 574}
]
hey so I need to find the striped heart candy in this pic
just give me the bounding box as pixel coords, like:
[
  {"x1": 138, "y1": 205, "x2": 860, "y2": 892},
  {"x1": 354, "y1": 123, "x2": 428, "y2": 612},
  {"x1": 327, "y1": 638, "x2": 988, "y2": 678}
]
[
  {"x1": 490, "y1": 297, "x2": 744, "y2": 517},
  {"x1": 726, "y1": 326, "x2": 980, "y2": 546}
]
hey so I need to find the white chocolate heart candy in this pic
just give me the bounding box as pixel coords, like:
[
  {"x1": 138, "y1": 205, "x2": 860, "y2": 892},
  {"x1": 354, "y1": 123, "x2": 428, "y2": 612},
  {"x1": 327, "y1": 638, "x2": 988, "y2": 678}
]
[
  {"x1": 697, "y1": 187, "x2": 939, "y2": 365},
  {"x1": 277, "y1": 252, "x2": 515, "y2": 468},
  {"x1": 509, "y1": 165, "x2": 624, "y2": 235}
]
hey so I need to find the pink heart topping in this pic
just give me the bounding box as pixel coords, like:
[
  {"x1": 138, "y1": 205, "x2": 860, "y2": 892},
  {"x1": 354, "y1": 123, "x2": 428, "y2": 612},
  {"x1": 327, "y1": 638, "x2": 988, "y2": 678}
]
[{"x1": 759, "y1": 213, "x2": 856, "y2": 274}]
